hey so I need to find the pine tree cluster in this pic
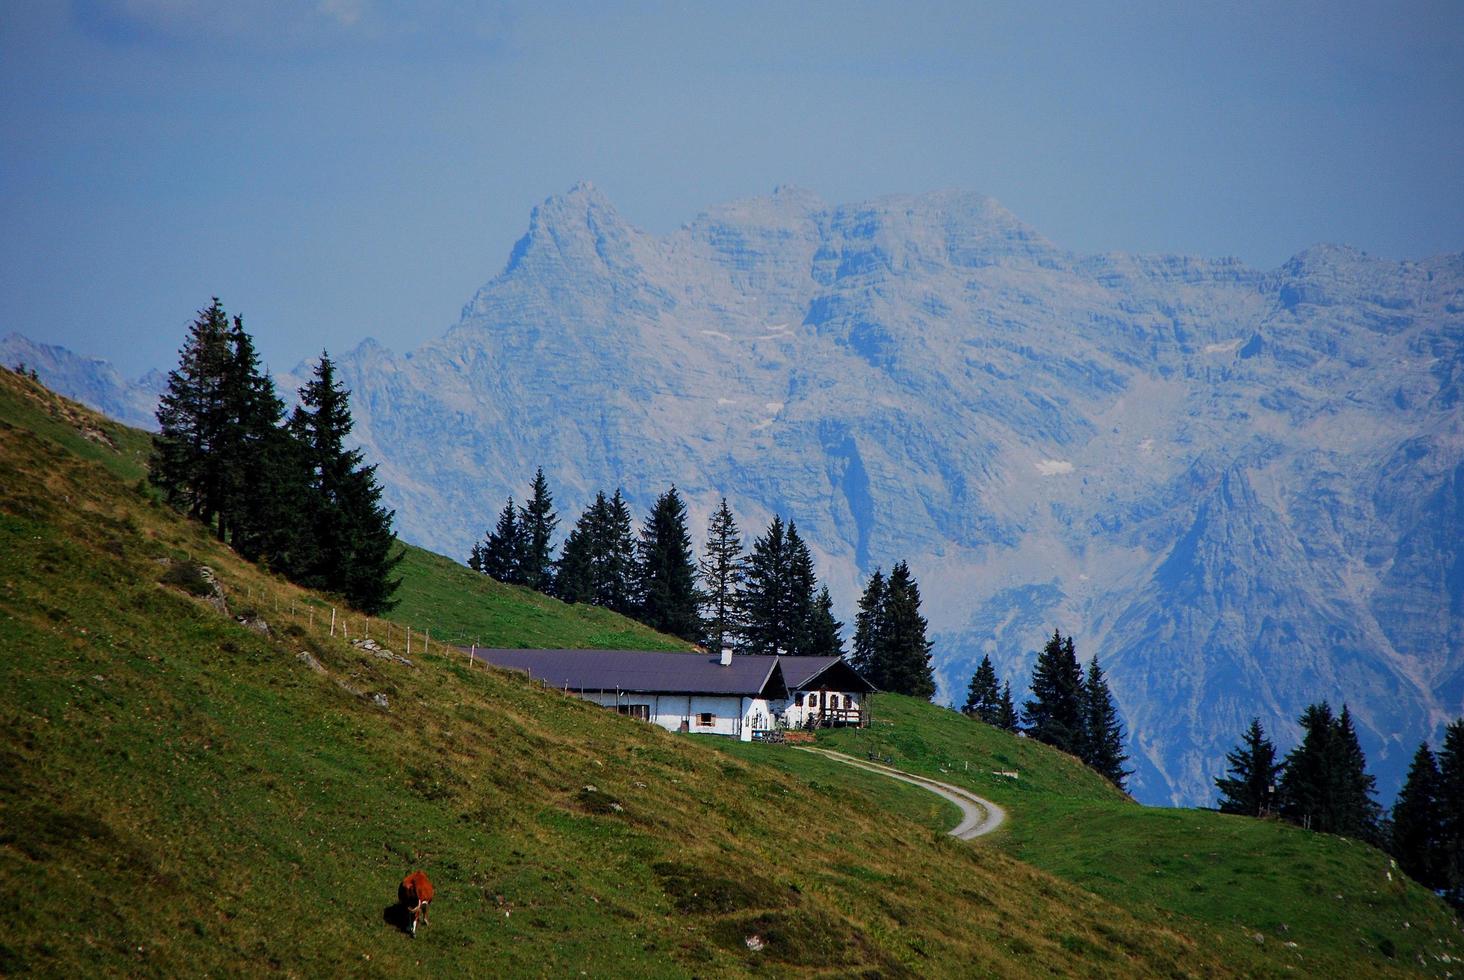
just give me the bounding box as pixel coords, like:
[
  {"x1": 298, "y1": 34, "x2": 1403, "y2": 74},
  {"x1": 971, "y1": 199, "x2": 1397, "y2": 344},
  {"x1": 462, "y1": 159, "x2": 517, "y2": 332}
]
[
  {"x1": 468, "y1": 485, "x2": 853, "y2": 656},
  {"x1": 849, "y1": 562, "x2": 935, "y2": 699},
  {"x1": 958, "y1": 631, "x2": 1129, "y2": 789},
  {"x1": 1010, "y1": 630, "x2": 1130, "y2": 789},
  {"x1": 961, "y1": 655, "x2": 1019, "y2": 732},
  {"x1": 1216, "y1": 708, "x2": 1464, "y2": 910},
  {"x1": 149, "y1": 300, "x2": 401, "y2": 613},
  {"x1": 1387, "y1": 719, "x2": 1464, "y2": 910}
]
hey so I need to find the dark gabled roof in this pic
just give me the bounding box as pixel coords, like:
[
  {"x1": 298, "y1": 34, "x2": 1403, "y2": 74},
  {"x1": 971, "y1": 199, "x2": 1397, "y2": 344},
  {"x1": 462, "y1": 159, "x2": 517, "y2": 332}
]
[
  {"x1": 470, "y1": 648, "x2": 789, "y2": 699},
  {"x1": 778, "y1": 656, "x2": 879, "y2": 694}
]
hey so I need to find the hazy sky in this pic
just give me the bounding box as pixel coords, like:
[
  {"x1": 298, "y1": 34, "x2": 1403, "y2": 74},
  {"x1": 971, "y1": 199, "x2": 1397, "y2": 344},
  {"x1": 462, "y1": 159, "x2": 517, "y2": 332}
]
[{"x1": 4, "y1": 1, "x2": 1461, "y2": 377}]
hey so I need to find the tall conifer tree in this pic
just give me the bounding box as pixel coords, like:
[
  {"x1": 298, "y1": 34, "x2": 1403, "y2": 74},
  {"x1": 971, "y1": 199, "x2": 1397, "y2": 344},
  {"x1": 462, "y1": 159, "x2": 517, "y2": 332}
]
[
  {"x1": 807, "y1": 586, "x2": 846, "y2": 659},
  {"x1": 740, "y1": 516, "x2": 789, "y2": 656},
  {"x1": 218, "y1": 316, "x2": 302, "y2": 562},
  {"x1": 1333, "y1": 705, "x2": 1382, "y2": 842},
  {"x1": 851, "y1": 568, "x2": 887, "y2": 682},
  {"x1": 1215, "y1": 718, "x2": 1283, "y2": 817},
  {"x1": 1080, "y1": 656, "x2": 1131, "y2": 790},
  {"x1": 151, "y1": 298, "x2": 233, "y2": 525},
  {"x1": 877, "y1": 561, "x2": 935, "y2": 699},
  {"x1": 1391, "y1": 742, "x2": 1443, "y2": 891},
  {"x1": 598, "y1": 489, "x2": 638, "y2": 614},
  {"x1": 1023, "y1": 630, "x2": 1084, "y2": 756},
  {"x1": 1278, "y1": 701, "x2": 1379, "y2": 840},
  {"x1": 1435, "y1": 719, "x2": 1464, "y2": 910},
  {"x1": 1279, "y1": 702, "x2": 1337, "y2": 833},
  {"x1": 963, "y1": 656, "x2": 1002, "y2": 722},
  {"x1": 779, "y1": 523, "x2": 819, "y2": 655},
  {"x1": 636, "y1": 487, "x2": 703, "y2": 643},
  {"x1": 518, "y1": 468, "x2": 558, "y2": 592},
  {"x1": 699, "y1": 498, "x2": 745, "y2": 652},
  {"x1": 996, "y1": 681, "x2": 1020, "y2": 732},
  {"x1": 554, "y1": 498, "x2": 600, "y2": 604},
  {"x1": 482, "y1": 498, "x2": 522, "y2": 583},
  {"x1": 290, "y1": 352, "x2": 401, "y2": 613}
]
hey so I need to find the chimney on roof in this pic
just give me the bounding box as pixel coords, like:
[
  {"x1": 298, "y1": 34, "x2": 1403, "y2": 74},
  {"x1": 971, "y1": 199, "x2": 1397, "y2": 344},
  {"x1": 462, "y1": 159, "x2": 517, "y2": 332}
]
[{"x1": 720, "y1": 646, "x2": 733, "y2": 666}]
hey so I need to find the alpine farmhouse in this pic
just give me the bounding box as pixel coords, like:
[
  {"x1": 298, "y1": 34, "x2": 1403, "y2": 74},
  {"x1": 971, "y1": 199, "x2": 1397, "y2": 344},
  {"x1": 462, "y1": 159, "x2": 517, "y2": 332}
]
[{"x1": 471, "y1": 648, "x2": 876, "y2": 741}]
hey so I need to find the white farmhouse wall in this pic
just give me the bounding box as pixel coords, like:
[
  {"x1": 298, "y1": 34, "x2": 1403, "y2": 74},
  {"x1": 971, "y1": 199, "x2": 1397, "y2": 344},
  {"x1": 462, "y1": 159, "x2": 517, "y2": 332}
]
[
  {"x1": 570, "y1": 691, "x2": 784, "y2": 738},
  {"x1": 573, "y1": 691, "x2": 775, "y2": 742}
]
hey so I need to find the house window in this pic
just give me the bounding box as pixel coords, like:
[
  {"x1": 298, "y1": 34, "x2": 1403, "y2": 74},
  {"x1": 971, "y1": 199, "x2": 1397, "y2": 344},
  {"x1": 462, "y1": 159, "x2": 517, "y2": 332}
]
[
  {"x1": 616, "y1": 704, "x2": 650, "y2": 721},
  {"x1": 794, "y1": 693, "x2": 804, "y2": 707},
  {"x1": 698, "y1": 712, "x2": 715, "y2": 727},
  {"x1": 830, "y1": 695, "x2": 841, "y2": 709}
]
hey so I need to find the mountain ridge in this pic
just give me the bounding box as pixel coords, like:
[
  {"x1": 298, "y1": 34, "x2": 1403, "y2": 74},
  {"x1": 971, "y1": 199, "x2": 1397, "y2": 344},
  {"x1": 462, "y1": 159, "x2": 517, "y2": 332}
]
[{"x1": 8, "y1": 185, "x2": 1461, "y2": 807}]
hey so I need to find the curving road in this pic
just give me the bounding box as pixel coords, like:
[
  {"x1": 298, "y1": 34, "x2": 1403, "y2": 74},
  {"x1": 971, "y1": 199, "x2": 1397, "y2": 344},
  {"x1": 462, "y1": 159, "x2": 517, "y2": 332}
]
[{"x1": 797, "y1": 747, "x2": 1007, "y2": 839}]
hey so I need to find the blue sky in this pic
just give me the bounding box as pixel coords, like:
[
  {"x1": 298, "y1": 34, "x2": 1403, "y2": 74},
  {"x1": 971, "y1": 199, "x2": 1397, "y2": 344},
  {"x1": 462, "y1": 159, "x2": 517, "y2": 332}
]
[{"x1": 3, "y1": 1, "x2": 1461, "y2": 377}]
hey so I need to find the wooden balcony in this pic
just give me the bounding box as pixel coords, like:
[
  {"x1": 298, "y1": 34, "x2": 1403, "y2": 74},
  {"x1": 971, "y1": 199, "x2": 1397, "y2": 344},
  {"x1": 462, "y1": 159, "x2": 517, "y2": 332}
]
[{"x1": 810, "y1": 707, "x2": 867, "y2": 728}]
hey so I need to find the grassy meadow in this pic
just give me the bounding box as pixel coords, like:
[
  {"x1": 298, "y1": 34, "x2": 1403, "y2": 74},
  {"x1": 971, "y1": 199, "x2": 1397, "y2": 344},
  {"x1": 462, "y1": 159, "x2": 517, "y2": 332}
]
[
  {"x1": 817, "y1": 695, "x2": 1464, "y2": 976},
  {"x1": 3, "y1": 368, "x2": 1231, "y2": 976},
  {"x1": 3, "y1": 368, "x2": 1459, "y2": 976}
]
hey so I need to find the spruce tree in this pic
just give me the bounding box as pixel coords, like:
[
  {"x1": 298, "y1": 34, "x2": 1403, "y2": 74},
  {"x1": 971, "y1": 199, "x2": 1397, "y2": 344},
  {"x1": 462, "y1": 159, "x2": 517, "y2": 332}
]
[
  {"x1": 1391, "y1": 742, "x2": 1443, "y2": 891},
  {"x1": 807, "y1": 586, "x2": 846, "y2": 659},
  {"x1": 518, "y1": 468, "x2": 558, "y2": 592},
  {"x1": 1332, "y1": 705, "x2": 1382, "y2": 842},
  {"x1": 482, "y1": 498, "x2": 522, "y2": 584},
  {"x1": 1278, "y1": 702, "x2": 1379, "y2": 840},
  {"x1": 1279, "y1": 702, "x2": 1337, "y2": 833},
  {"x1": 1215, "y1": 718, "x2": 1282, "y2": 817},
  {"x1": 1080, "y1": 656, "x2": 1131, "y2": 790},
  {"x1": 218, "y1": 316, "x2": 301, "y2": 562},
  {"x1": 877, "y1": 561, "x2": 935, "y2": 699},
  {"x1": 850, "y1": 568, "x2": 887, "y2": 682},
  {"x1": 151, "y1": 298, "x2": 233, "y2": 525},
  {"x1": 636, "y1": 486, "x2": 703, "y2": 643},
  {"x1": 963, "y1": 656, "x2": 1002, "y2": 722},
  {"x1": 290, "y1": 352, "x2": 402, "y2": 613},
  {"x1": 740, "y1": 516, "x2": 789, "y2": 656},
  {"x1": 699, "y1": 498, "x2": 746, "y2": 652},
  {"x1": 1435, "y1": 719, "x2": 1464, "y2": 910},
  {"x1": 780, "y1": 523, "x2": 819, "y2": 655},
  {"x1": 996, "y1": 681, "x2": 1020, "y2": 732},
  {"x1": 554, "y1": 498, "x2": 599, "y2": 604},
  {"x1": 1022, "y1": 630, "x2": 1084, "y2": 756},
  {"x1": 598, "y1": 489, "x2": 638, "y2": 615},
  {"x1": 467, "y1": 541, "x2": 485, "y2": 573}
]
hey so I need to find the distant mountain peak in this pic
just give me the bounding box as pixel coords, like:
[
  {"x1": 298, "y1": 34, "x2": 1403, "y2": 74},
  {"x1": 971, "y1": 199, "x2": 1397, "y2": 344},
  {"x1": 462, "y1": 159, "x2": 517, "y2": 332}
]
[
  {"x1": 13, "y1": 184, "x2": 1463, "y2": 810},
  {"x1": 496, "y1": 182, "x2": 644, "y2": 283}
]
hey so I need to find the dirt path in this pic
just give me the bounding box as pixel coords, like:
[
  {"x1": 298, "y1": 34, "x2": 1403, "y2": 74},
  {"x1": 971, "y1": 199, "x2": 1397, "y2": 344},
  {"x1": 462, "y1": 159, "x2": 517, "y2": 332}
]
[{"x1": 797, "y1": 747, "x2": 1007, "y2": 839}]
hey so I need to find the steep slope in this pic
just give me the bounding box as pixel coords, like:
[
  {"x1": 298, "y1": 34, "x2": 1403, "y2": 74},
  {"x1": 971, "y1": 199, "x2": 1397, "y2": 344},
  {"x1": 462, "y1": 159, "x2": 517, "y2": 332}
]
[
  {"x1": 13, "y1": 186, "x2": 1463, "y2": 807},
  {"x1": 0, "y1": 370, "x2": 1223, "y2": 976}
]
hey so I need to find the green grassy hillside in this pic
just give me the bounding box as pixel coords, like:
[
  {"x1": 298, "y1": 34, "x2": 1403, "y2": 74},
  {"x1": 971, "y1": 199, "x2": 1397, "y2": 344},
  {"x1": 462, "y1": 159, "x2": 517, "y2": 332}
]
[
  {"x1": 815, "y1": 695, "x2": 1464, "y2": 976},
  {"x1": 1, "y1": 370, "x2": 1228, "y2": 976},
  {"x1": 385, "y1": 544, "x2": 691, "y2": 652}
]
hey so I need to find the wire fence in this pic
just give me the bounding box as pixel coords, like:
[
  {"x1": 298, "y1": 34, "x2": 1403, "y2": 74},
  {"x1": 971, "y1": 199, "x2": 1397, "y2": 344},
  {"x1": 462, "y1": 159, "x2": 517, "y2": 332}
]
[{"x1": 234, "y1": 582, "x2": 492, "y2": 671}]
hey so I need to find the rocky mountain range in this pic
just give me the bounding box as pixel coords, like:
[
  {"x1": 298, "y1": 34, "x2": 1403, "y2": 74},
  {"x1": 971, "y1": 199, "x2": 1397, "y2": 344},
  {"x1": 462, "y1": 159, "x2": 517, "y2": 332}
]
[{"x1": 8, "y1": 182, "x2": 1461, "y2": 806}]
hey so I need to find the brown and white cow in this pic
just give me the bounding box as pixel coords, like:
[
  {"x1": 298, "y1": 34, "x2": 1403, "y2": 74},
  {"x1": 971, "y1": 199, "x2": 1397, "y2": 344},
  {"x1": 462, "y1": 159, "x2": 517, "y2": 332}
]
[{"x1": 399, "y1": 870, "x2": 434, "y2": 937}]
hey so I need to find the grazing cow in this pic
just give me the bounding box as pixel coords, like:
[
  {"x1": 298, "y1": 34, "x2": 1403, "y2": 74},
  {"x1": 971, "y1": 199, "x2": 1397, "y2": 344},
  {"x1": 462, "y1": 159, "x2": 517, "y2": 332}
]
[{"x1": 399, "y1": 870, "x2": 434, "y2": 936}]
